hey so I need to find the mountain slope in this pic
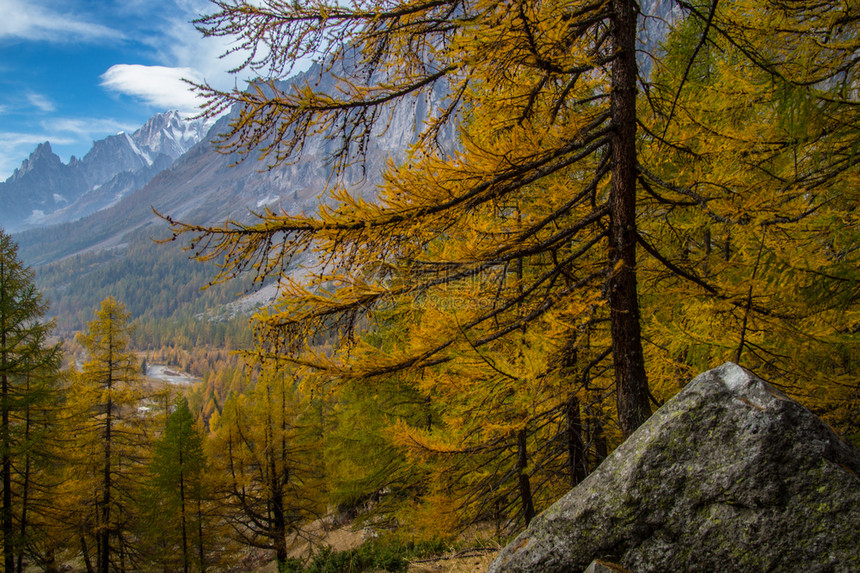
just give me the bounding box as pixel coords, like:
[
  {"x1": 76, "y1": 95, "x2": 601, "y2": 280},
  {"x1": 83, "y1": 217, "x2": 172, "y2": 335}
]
[
  {"x1": 16, "y1": 63, "x2": 444, "y2": 265},
  {"x1": 0, "y1": 111, "x2": 211, "y2": 233},
  {"x1": 13, "y1": 64, "x2": 443, "y2": 338}
]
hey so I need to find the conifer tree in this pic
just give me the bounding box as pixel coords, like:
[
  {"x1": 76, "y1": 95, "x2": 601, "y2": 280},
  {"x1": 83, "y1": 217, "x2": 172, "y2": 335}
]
[
  {"x1": 167, "y1": 0, "x2": 859, "y2": 440},
  {"x1": 69, "y1": 298, "x2": 145, "y2": 573},
  {"x1": 633, "y1": 0, "x2": 859, "y2": 432},
  {"x1": 144, "y1": 397, "x2": 209, "y2": 573},
  {"x1": 0, "y1": 230, "x2": 61, "y2": 573},
  {"x1": 167, "y1": 0, "x2": 654, "y2": 436},
  {"x1": 161, "y1": 1, "x2": 859, "y2": 539},
  {"x1": 207, "y1": 358, "x2": 323, "y2": 570}
]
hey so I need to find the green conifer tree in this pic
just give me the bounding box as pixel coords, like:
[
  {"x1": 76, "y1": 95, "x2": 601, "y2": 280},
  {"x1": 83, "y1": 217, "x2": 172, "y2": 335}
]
[
  {"x1": 0, "y1": 229, "x2": 61, "y2": 572},
  {"x1": 145, "y1": 397, "x2": 209, "y2": 573}
]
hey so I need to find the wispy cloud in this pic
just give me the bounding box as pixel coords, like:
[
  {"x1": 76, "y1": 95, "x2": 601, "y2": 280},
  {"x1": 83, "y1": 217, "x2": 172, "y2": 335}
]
[
  {"x1": 100, "y1": 64, "x2": 205, "y2": 113},
  {"x1": 27, "y1": 93, "x2": 55, "y2": 113},
  {"x1": 149, "y1": 10, "x2": 253, "y2": 92},
  {"x1": 0, "y1": 116, "x2": 141, "y2": 179},
  {"x1": 45, "y1": 117, "x2": 138, "y2": 138},
  {"x1": 0, "y1": 0, "x2": 123, "y2": 42},
  {"x1": 151, "y1": 0, "x2": 307, "y2": 93}
]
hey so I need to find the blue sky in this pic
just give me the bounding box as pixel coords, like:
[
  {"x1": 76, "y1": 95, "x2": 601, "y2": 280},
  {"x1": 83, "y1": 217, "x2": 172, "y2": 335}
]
[{"x1": 0, "y1": 0, "x2": 263, "y2": 179}]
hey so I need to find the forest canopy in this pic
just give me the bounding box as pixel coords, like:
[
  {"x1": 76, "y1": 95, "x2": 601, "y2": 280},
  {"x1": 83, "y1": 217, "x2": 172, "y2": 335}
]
[{"x1": 163, "y1": 0, "x2": 859, "y2": 539}]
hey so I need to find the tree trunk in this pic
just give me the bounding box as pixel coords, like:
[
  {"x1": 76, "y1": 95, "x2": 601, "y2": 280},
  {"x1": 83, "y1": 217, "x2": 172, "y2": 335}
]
[
  {"x1": 566, "y1": 395, "x2": 588, "y2": 486},
  {"x1": 2, "y1": 371, "x2": 12, "y2": 573},
  {"x1": 81, "y1": 535, "x2": 94, "y2": 573},
  {"x1": 1, "y1": 256, "x2": 13, "y2": 573},
  {"x1": 100, "y1": 333, "x2": 113, "y2": 573},
  {"x1": 590, "y1": 410, "x2": 609, "y2": 465},
  {"x1": 516, "y1": 429, "x2": 535, "y2": 526},
  {"x1": 16, "y1": 376, "x2": 32, "y2": 573},
  {"x1": 179, "y1": 450, "x2": 189, "y2": 573},
  {"x1": 609, "y1": 0, "x2": 651, "y2": 437},
  {"x1": 197, "y1": 498, "x2": 206, "y2": 573}
]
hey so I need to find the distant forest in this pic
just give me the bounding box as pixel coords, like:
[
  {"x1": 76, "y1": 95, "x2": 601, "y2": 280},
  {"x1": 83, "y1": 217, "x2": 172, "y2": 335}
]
[{"x1": 33, "y1": 228, "x2": 255, "y2": 349}]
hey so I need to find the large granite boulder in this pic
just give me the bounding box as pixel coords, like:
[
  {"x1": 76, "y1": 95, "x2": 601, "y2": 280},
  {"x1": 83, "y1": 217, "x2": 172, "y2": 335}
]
[{"x1": 488, "y1": 362, "x2": 860, "y2": 572}]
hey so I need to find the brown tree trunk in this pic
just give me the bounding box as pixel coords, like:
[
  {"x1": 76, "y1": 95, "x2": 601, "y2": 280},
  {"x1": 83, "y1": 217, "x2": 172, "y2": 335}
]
[
  {"x1": 81, "y1": 535, "x2": 94, "y2": 573},
  {"x1": 197, "y1": 498, "x2": 206, "y2": 573},
  {"x1": 609, "y1": 0, "x2": 651, "y2": 437},
  {"x1": 1, "y1": 256, "x2": 13, "y2": 573},
  {"x1": 516, "y1": 429, "x2": 535, "y2": 526},
  {"x1": 566, "y1": 395, "x2": 588, "y2": 486},
  {"x1": 2, "y1": 371, "x2": 12, "y2": 573},
  {"x1": 16, "y1": 376, "x2": 32, "y2": 573},
  {"x1": 591, "y1": 412, "x2": 609, "y2": 465},
  {"x1": 179, "y1": 448, "x2": 189, "y2": 573},
  {"x1": 99, "y1": 328, "x2": 113, "y2": 573}
]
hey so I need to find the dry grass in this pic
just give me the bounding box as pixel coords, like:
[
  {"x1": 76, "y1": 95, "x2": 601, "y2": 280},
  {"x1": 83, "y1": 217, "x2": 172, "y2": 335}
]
[
  {"x1": 247, "y1": 518, "x2": 503, "y2": 572},
  {"x1": 407, "y1": 548, "x2": 499, "y2": 573}
]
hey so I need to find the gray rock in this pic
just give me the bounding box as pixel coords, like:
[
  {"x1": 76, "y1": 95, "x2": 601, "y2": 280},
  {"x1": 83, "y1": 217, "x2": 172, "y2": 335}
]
[
  {"x1": 487, "y1": 362, "x2": 860, "y2": 573},
  {"x1": 583, "y1": 560, "x2": 630, "y2": 573}
]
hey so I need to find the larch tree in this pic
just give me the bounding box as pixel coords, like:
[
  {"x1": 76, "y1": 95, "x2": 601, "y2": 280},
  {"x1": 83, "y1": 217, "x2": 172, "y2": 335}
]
[
  {"x1": 207, "y1": 357, "x2": 323, "y2": 570},
  {"x1": 164, "y1": 0, "x2": 858, "y2": 526},
  {"x1": 0, "y1": 230, "x2": 61, "y2": 573},
  {"x1": 69, "y1": 297, "x2": 145, "y2": 573},
  {"x1": 634, "y1": 0, "x2": 859, "y2": 431},
  {"x1": 167, "y1": 0, "x2": 655, "y2": 437}
]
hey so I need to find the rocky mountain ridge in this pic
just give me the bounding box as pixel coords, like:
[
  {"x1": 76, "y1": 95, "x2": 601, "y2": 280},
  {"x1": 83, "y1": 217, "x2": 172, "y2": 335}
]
[
  {"x1": 14, "y1": 61, "x2": 445, "y2": 267},
  {"x1": 0, "y1": 111, "x2": 212, "y2": 233}
]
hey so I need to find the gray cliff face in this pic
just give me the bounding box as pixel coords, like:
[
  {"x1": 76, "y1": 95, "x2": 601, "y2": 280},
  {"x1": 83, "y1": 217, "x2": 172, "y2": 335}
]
[{"x1": 488, "y1": 363, "x2": 860, "y2": 573}]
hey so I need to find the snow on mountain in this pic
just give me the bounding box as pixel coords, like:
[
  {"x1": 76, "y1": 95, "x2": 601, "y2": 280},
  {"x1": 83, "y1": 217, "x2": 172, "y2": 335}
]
[
  {"x1": 0, "y1": 112, "x2": 212, "y2": 233},
  {"x1": 133, "y1": 110, "x2": 214, "y2": 159}
]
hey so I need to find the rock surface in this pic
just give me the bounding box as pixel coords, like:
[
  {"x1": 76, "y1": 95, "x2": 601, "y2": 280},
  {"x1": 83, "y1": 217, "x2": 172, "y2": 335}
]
[{"x1": 487, "y1": 362, "x2": 860, "y2": 573}]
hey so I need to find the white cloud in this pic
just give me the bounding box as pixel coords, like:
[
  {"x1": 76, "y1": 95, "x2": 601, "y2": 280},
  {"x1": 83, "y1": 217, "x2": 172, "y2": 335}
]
[
  {"x1": 150, "y1": 12, "x2": 253, "y2": 92},
  {"x1": 0, "y1": 0, "x2": 123, "y2": 42},
  {"x1": 27, "y1": 93, "x2": 55, "y2": 113},
  {"x1": 45, "y1": 117, "x2": 138, "y2": 138},
  {"x1": 100, "y1": 64, "x2": 205, "y2": 113},
  {"x1": 151, "y1": 0, "x2": 308, "y2": 93}
]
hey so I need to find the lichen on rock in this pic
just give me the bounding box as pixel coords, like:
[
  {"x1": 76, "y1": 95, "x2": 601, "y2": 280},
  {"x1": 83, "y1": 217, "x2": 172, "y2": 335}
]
[{"x1": 487, "y1": 363, "x2": 860, "y2": 573}]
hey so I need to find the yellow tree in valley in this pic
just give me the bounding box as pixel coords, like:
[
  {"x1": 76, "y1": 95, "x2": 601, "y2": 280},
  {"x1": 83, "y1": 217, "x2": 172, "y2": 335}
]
[
  {"x1": 207, "y1": 357, "x2": 323, "y2": 570},
  {"x1": 67, "y1": 298, "x2": 145, "y2": 573}
]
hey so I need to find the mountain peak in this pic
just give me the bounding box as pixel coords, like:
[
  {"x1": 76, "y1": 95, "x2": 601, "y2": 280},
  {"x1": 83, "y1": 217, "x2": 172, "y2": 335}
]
[
  {"x1": 33, "y1": 141, "x2": 53, "y2": 155},
  {"x1": 0, "y1": 110, "x2": 214, "y2": 233},
  {"x1": 132, "y1": 110, "x2": 212, "y2": 159},
  {"x1": 8, "y1": 142, "x2": 63, "y2": 182}
]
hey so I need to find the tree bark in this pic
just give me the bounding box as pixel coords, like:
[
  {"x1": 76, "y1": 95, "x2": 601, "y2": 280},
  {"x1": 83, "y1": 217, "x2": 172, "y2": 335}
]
[
  {"x1": 609, "y1": 0, "x2": 651, "y2": 437},
  {"x1": 179, "y1": 443, "x2": 188, "y2": 573},
  {"x1": 197, "y1": 498, "x2": 206, "y2": 573},
  {"x1": 99, "y1": 325, "x2": 113, "y2": 573},
  {"x1": 1, "y1": 257, "x2": 13, "y2": 573},
  {"x1": 566, "y1": 395, "x2": 588, "y2": 486},
  {"x1": 16, "y1": 376, "x2": 32, "y2": 573},
  {"x1": 81, "y1": 535, "x2": 94, "y2": 573},
  {"x1": 2, "y1": 370, "x2": 12, "y2": 573},
  {"x1": 516, "y1": 429, "x2": 535, "y2": 526}
]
